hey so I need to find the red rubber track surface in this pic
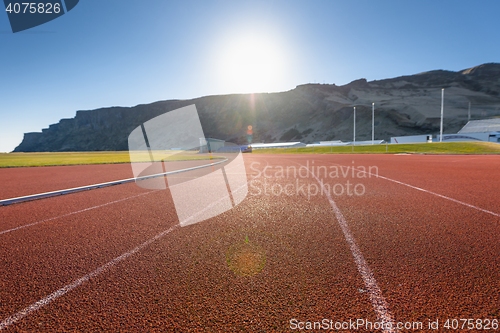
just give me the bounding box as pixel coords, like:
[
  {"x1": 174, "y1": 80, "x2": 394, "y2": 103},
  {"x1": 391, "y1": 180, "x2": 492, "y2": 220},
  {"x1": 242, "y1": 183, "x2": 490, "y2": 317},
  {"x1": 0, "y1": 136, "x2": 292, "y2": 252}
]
[
  {"x1": 0, "y1": 160, "x2": 216, "y2": 200},
  {"x1": 0, "y1": 154, "x2": 498, "y2": 332}
]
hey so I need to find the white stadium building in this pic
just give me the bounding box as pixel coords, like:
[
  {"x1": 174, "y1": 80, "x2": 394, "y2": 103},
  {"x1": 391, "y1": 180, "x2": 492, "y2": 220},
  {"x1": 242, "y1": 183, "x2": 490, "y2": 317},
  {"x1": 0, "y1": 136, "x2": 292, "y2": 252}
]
[{"x1": 391, "y1": 118, "x2": 500, "y2": 144}]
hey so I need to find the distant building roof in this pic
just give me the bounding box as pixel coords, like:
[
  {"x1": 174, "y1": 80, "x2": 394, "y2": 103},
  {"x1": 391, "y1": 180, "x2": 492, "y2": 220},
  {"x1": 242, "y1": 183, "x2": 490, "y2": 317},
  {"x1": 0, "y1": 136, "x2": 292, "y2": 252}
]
[
  {"x1": 251, "y1": 142, "x2": 306, "y2": 149},
  {"x1": 458, "y1": 118, "x2": 500, "y2": 134},
  {"x1": 347, "y1": 140, "x2": 386, "y2": 145},
  {"x1": 307, "y1": 141, "x2": 348, "y2": 147}
]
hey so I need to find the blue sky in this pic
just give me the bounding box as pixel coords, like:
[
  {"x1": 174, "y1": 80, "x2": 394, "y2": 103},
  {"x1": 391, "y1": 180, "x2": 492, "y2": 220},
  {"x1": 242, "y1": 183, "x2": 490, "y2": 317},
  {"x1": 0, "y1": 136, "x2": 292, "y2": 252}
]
[{"x1": 1, "y1": 0, "x2": 499, "y2": 152}]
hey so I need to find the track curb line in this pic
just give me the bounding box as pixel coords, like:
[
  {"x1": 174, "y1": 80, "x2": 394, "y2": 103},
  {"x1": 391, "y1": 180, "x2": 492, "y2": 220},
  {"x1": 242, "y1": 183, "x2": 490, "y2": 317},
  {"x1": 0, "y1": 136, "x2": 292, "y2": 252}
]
[{"x1": 0, "y1": 158, "x2": 227, "y2": 206}]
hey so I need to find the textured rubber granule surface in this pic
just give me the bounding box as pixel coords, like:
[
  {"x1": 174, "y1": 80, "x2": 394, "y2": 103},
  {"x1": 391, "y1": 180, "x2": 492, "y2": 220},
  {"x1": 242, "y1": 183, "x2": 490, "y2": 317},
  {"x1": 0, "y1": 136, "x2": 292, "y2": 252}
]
[{"x1": 0, "y1": 154, "x2": 498, "y2": 332}]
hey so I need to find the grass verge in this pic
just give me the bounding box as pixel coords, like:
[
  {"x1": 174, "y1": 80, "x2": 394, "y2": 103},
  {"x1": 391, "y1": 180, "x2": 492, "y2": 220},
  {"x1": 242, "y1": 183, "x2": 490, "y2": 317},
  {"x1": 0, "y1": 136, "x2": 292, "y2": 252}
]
[
  {"x1": 254, "y1": 142, "x2": 500, "y2": 155},
  {"x1": 0, "y1": 151, "x2": 221, "y2": 168}
]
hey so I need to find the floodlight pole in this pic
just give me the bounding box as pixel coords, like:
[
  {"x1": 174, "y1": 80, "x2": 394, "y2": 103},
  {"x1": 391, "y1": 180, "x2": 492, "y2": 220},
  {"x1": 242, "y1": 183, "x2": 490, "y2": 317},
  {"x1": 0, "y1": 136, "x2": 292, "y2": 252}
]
[
  {"x1": 372, "y1": 102, "x2": 375, "y2": 144},
  {"x1": 353, "y1": 106, "x2": 356, "y2": 145},
  {"x1": 468, "y1": 102, "x2": 471, "y2": 122},
  {"x1": 440, "y1": 88, "x2": 444, "y2": 142}
]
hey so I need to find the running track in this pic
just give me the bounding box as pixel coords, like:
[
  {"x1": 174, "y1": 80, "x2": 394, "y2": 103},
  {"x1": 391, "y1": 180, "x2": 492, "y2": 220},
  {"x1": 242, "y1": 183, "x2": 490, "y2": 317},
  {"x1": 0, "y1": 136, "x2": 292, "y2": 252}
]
[{"x1": 0, "y1": 154, "x2": 498, "y2": 332}]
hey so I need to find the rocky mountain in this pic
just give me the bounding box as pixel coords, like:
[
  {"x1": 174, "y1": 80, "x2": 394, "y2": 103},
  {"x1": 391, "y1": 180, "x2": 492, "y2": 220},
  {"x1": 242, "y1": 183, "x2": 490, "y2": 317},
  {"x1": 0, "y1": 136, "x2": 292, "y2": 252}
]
[{"x1": 14, "y1": 63, "x2": 500, "y2": 152}]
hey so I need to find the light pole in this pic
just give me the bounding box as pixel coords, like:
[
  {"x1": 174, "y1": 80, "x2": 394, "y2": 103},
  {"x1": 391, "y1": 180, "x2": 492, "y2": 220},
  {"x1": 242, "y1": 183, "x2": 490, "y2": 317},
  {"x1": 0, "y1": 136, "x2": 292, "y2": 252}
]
[
  {"x1": 372, "y1": 102, "x2": 375, "y2": 144},
  {"x1": 468, "y1": 102, "x2": 471, "y2": 122},
  {"x1": 353, "y1": 106, "x2": 356, "y2": 145},
  {"x1": 440, "y1": 88, "x2": 444, "y2": 142}
]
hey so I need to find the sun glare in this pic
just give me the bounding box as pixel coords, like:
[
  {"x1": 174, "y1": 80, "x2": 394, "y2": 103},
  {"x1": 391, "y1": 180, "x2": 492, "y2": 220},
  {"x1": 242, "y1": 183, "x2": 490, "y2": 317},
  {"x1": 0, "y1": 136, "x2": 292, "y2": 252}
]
[{"x1": 216, "y1": 32, "x2": 288, "y2": 94}]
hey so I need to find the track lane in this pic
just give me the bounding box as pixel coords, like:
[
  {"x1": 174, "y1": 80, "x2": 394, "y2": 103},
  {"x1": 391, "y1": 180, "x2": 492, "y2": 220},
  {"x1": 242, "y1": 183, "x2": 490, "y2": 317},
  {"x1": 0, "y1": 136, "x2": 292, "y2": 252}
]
[
  {"x1": 0, "y1": 160, "x2": 220, "y2": 200},
  {"x1": 0, "y1": 182, "x2": 152, "y2": 233},
  {"x1": 1, "y1": 156, "x2": 379, "y2": 332},
  {"x1": 0, "y1": 164, "x2": 134, "y2": 200},
  {"x1": 318, "y1": 154, "x2": 500, "y2": 215},
  {"x1": 0, "y1": 154, "x2": 498, "y2": 331},
  {"x1": 339, "y1": 177, "x2": 499, "y2": 320},
  {"x1": 271, "y1": 154, "x2": 499, "y2": 331},
  {"x1": 0, "y1": 186, "x2": 178, "y2": 321}
]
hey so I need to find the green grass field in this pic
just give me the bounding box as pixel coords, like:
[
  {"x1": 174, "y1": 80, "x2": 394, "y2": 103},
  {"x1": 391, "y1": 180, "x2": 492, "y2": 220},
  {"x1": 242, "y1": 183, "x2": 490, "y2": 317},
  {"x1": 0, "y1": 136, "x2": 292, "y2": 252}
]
[
  {"x1": 0, "y1": 151, "x2": 220, "y2": 168},
  {"x1": 1, "y1": 142, "x2": 498, "y2": 168},
  {"x1": 254, "y1": 142, "x2": 500, "y2": 155}
]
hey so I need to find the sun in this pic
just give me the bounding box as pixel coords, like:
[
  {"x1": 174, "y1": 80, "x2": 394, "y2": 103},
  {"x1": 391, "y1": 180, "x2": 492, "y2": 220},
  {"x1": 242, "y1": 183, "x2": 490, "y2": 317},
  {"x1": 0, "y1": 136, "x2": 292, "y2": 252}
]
[{"x1": 215, "y1": 32, "x2": 288, "y2": 94}]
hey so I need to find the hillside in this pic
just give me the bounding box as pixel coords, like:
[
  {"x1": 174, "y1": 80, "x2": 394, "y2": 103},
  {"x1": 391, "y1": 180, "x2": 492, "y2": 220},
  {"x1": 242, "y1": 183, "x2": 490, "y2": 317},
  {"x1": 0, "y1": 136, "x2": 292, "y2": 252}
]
[{"x1": 14, "y1": 63, "x2": 500, "y2": 152}]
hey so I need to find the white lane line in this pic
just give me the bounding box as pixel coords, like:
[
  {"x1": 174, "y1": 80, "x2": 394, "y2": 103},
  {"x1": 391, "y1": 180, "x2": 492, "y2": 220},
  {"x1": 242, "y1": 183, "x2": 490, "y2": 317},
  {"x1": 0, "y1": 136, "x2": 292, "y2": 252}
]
[
  {"x1": 0, "y1": 225, "x2": 179, "y2": 331},
  {"x1": 0, "y1": 191, "x2": 155, "y2": 236},
  {"x1": 308, "y1": 169, "x2": 398, "y2": 333},
  {"x1": 328, "y1": 162, "x2": 500, "y2": 218},
  {"x1": 375, "y1": 174, "x2": 500, "y2": 218}
]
